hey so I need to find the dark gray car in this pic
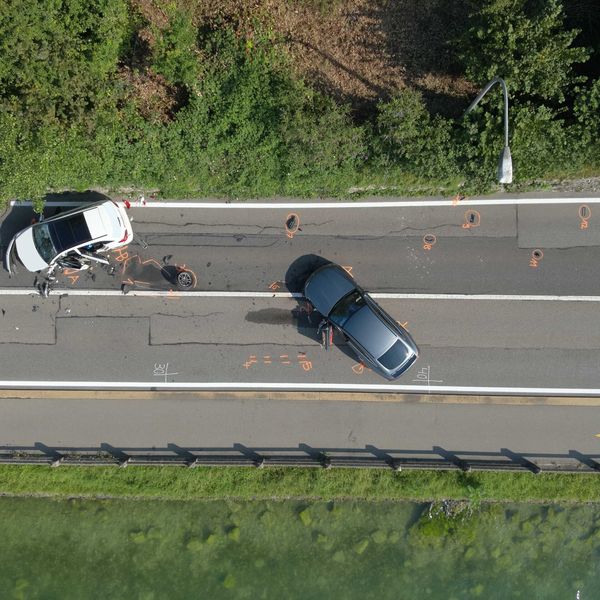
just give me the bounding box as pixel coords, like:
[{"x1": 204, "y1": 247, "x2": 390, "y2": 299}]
[{"x1": 304, "y1": 264, "x2": 419, "y2": 379}]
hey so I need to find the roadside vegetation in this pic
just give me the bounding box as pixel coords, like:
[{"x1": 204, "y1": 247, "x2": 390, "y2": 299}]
[
  {"x1": 2, "y1": 465, "x2": 600, "y2": 503},
  {"x1": 0, "y1": 0, "x2": 598, "y2": 204}
]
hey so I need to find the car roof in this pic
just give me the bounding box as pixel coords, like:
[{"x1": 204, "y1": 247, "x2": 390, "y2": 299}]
[
  {"x1": 48, "y1": 213, "x2": 93, "y2": 253},
  {"x1": 344, "y1": 305, "x2": 398, "y2": 358},
  {"x1": 83, "y1": 207, "x2": 107, "y2": 239},
  {"x1": 304, "y1": 264, "x2": 357, "y2": 316},
  {"x1": 44, "y1": 202, "x2": 115, "y2": 253}
]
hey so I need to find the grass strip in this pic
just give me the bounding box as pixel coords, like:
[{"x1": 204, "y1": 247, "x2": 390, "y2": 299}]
[{"x1": 0, "y1": 466, "x2": 600, "y2": 503}]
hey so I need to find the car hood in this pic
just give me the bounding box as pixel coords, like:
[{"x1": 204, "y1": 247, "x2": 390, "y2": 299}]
[
  {"x1": 14, "y1": 227, "x2": 49, "y2": 272},
  {"x1": 304, "y1": 265, "x2": 357, "y2": 316}
]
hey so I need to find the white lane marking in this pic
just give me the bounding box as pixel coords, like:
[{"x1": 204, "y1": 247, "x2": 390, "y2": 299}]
[
  {"x1": 370, "y1": 293, "x2": 600, "y2": 302},
  {"x1": 10, "y1": 197, "x2": 600, "y2": 209},
  {"x1": 1, "y1": 288, "x2": 600, "y2": 302},
  {"x1": 0, "y1": 289, "x2": 303, "y2": 297},
  {"x1": 0, "y1": 381, "x2": 598, "y2": 395}
]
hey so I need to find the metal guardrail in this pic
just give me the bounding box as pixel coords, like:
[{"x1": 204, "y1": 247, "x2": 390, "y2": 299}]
[{"x1": 1, "y1": 443, "x2": 599, "y2": 473}]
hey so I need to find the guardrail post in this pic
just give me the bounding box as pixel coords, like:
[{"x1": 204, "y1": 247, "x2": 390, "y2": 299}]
[
  {"x1": 433, "y1": 446, "x2": 471, "y2": 472},
  {"x1": 100, "y1": 443, "x2": 131, "y2": 468},
  {"x1": 233, "y1": 443, "x2": 265, "y2": 468},
  {"x1": 365, "y1": 444, "x2": 401, "y2": 470},
  {"x1": 167, "y1": 443, "x2": 198, "y2": 467},
  {"x1": 568, "y1": 450, "x2": 600, "y2": 472},
  {"x1": 34, "y1": 442, "x2": 63, "y2": 467},
  {"x1": 501, "y1": 448, "x2": 541, "y2": 474}
]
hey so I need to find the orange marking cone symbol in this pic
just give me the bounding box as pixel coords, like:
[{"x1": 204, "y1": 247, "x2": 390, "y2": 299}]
[
  {"x1": 423, "y1": 234, "x2": 437, "y2": 251},
  {"x1": 462, "y1": 210, "x2": 480, "y2": 229},
  {"x1": 529, "y1": 249, "x2": 543, "y2": 268},
  {"x1": 285, "y1": 213, "x2": 300, "y2": 238},
  {"x1": 579, "y1": 205, "x2": 591, "y2": 230}
]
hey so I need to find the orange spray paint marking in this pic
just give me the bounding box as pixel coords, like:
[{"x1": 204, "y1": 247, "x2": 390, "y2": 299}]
[
  {"x1": 398, "y1": 321, "x2": 408, "y2": 328},
  {"x1": 352, "y1": 363, "x2": 365, "y2": 375},
  {"x1": 342, "y1": 266, "x2": 354, "y2": 277},
  {"x1": 579, "y1": 205, "x2": 591, "y2": 230},
  {"x1": 113, "y1": 247, "x2": 130, "y2": 263},
  {"x1": 529, "y1": 249, "x2": 544, "y2": 268},
  {"x1": 462, "y1": 210, "x2": 481, "y2": 229},
  {"x1": 296, "y1": 352, "x2": 312, "y2": 371},
  {"x1": 280, "y1": 354, "x2": 291, "y2": 365},
  {"x1": 166, "y1": 288, "x2": 181, "y2": 300},
  {"x1": 423, "y1": 234, "x2": 437, "y2": 251},
  {"x1": 269, "y1": 281, "x2": 281, "y2": 290},
  {"x1": 285, "y1": 213, "x2": 300, "y2": 238},
  {"x1": 63, "y1": 268, "x2": 80, "y2": 285},
  {"x1": 243, "y1": 355, "x2": 258, "y2": 369},
  {"x1": 451, "y1": 194, "x2": 465, "y2": 206}
]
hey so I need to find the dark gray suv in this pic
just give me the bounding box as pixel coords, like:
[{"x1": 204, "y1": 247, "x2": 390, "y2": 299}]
[{"x1": 304, "y1": 263, "x2": 419, "y2": 379}]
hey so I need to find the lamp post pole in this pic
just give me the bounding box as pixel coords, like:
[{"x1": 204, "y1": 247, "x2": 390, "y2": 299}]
[{"x1": 463, "y1": 76, "x2": 513, "y2": 184}]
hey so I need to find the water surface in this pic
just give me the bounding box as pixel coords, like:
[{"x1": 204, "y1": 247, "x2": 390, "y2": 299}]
[{"x1": 0, "y1": 497, "x2": 598, "y2": 599}]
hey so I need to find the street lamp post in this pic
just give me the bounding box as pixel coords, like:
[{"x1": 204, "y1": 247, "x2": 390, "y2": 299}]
[{"x1": 463, "y1": 76, "x2": 513, "y2": 184}]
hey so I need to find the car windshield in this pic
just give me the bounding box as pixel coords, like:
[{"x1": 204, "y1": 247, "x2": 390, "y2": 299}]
[
  {"x1": 379, "y1": 339, "x2": 409, "y2": 370},
  {"x1": 329, "y1": 290, "x2": 366, "y2": 327},
  {"x1": 32, "y1": 223, "x2": 58, "y2": 263}
]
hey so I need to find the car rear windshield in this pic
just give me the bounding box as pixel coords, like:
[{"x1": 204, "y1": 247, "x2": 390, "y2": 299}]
[
  {"x1": 329, "y1": 290, "x2": 365, "y2": 327},
  {"x1": 378, "y1": 340, "x2": 409, "y2": 370},
  {"x1": 48, "y1": 214, "x2": 91, "y2": 253}
]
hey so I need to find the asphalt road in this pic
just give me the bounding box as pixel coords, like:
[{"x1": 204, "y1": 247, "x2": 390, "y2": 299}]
[
  {"x1": 1, "y1": 192, "x2": 600, "y2": 457},
  {"x1": 0, "y1": 392, "x2": 598, "y2": 469},
  {"x1": 0, "y1": 294, "x2": 598, "y2": 390},
  {"x1": 2, "y1": 194, "x2": 600, "y2": 295},
  {"x1": 1, "y1": 193, "x2": 600, "y2": 391}
]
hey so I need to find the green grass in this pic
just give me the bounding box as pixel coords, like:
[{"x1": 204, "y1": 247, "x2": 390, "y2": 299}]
[{"x1": 1, "y1": 465, "x2": 600, "y2": 503}]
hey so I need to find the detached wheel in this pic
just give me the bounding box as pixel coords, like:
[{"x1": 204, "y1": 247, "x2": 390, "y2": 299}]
[{"x1": 176, "y1": 270, "x2": 194, "y2": 289}]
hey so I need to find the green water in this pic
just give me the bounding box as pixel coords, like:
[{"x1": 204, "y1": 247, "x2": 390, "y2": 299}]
[{"x1": 0, "y1": 497, "x2": 598, "y2": 599}]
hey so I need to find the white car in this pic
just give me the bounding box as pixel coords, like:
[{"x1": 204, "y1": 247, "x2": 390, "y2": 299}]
[{"x1": 4, "y1": 200, "x2": 133, "y2": 274}]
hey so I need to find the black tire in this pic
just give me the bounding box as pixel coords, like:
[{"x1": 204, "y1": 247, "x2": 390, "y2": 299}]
[{"x1": 176, "y1": 270, "x2": 194, "y2": 289}]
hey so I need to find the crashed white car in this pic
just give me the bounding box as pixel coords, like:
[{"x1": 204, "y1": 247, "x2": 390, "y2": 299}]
[{"x1": 4, "y1": 200, "x2": 133, "y2": 274}]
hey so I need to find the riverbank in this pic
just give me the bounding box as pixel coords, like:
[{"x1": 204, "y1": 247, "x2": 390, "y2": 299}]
[{"x1": 2, "y1": 465, "x2": 600, "y2": 503}]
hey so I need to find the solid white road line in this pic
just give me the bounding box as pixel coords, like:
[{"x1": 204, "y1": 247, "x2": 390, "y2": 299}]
[
  {"x1": 10, "y1": 197, "x2": 600, "y2": 209},
  {"x1": 1, "y1": 288, "x2": 600, "y2": 302},
  {"x1": 0, "y1": 380, "x2": 598, "y2": 395}
]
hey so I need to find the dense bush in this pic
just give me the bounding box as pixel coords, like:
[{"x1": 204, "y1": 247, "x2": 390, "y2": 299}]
[
  {"x1": 461, "y1": 0, "x2": 589, "y2": 103},
  {"x1": 375, "y1": 90, "x2": 459, "y2": 180},
  {"x1": 573, "y1": 79, "x2": 600, "y2": 162},
  {"x1": 0, "y1": 0, "x2": 598, "y2": 205},
  {"x1": 151, "y1": 9, "x2": 201, "y2": 88},
  {"x1": 454, "y1": 0, "x2": 597, "y2": 185},
  {"x1": 0, "y1": 0, "x2": 128, "y2": 127}
]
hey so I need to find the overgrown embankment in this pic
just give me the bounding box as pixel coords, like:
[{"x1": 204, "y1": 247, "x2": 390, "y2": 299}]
[{"x1": 0, "y1": 0, "x2": 598, "y2": 204}]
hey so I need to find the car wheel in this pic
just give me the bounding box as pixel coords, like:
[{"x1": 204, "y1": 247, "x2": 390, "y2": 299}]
[{"x1": 176, "y1": 270, "x2": 194, "y2": 289}]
